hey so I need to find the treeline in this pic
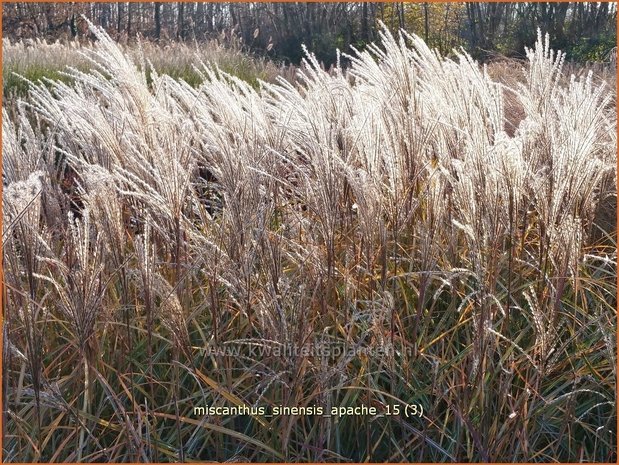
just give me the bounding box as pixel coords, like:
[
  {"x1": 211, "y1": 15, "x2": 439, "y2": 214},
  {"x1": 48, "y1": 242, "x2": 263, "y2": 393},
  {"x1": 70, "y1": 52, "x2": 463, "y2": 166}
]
[{"x1": 3, "y1": 2, "x2": 617, "y2": 64}]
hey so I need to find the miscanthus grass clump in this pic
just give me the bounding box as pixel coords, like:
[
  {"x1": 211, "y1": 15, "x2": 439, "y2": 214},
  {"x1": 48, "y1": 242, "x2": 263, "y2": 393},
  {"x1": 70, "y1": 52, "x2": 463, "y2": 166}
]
[
  {"x1": 3, "y1": 24, "x2": 616, "y2": 462},
  {"x1": 2, "y1": 35, "x2": 286, "y2": 102}
]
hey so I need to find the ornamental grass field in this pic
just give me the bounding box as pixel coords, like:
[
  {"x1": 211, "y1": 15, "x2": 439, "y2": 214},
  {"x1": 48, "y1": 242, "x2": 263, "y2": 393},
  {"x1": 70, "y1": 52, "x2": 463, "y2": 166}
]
[{"x1": 2, "y1": 24, "x2": 617, "y2": 462}]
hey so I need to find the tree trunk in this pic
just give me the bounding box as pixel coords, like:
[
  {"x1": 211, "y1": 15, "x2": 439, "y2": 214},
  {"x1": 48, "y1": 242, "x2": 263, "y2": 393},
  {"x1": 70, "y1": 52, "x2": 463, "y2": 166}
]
[
  {"x1": 154, "y1": 2, "x2": 161, "y2": 40},
  {"x1": 117, "y1": 2, "x2": 123, "y2": 34},
  {"x1": 196, "y1": 2, "x2": 205, "y2": 36},
  {"x1": 207, "y1": 2, "x2": 214, "y2": 33},
  {"x1": 70, "y1": 13, "x2": 77, "y2": 38},
  {"x1": 466, "y1": 3, "x2": 478, "y2": 49},
  {"x1": 127, "y1": 2, "x2": 133, "y2": 36},
  {"x1": 101, "y1": 3, "x2": 110, "y2": 30},
  {"x1": 177, "y1": 2, "x2": 184, "y2": 39},
  {"x1": 423, "y1": 3, "x2": 429, "y2": 42},
  {"x1": 361, "y1": 2, "x2": 369, "y2": 42}
]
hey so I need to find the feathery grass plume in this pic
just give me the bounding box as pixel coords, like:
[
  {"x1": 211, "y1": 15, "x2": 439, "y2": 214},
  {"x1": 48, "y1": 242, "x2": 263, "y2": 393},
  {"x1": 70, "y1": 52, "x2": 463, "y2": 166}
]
[
  {"x1": 2, "y1": 170, "x2": 50, "y2": 448},
  {"x1": 36, "y1": 210, "x2": 106, "y2": 354},
  {"x1": 78, "y1": 164, "x2": 125, "y2": 254},
  {"x1": 521, "y1": 30, "x2": 565, "y2": 116},
  {"x1": 31, "y1": 209, "x2": 107, "y2": 460},
  {"x1": 2, "y1": 106, "x2": 47, "y2": 185}
]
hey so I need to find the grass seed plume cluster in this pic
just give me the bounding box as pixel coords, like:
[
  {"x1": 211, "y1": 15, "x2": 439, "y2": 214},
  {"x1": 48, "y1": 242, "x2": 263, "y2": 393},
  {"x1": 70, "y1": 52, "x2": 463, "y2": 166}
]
[
  {"x1": 3, "y1": 34, "x2": 287, "y2": 100},
  {"x1": 2, "y1": 23, "x2": 617, "y2": 462}
]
